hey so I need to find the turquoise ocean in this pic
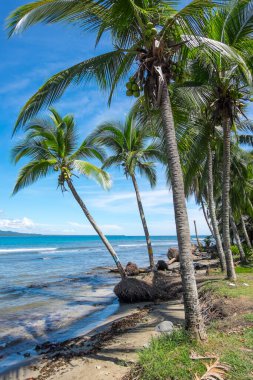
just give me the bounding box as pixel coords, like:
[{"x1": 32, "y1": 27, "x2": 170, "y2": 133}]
[{"x1": 0, "y1": 235, "x2": 200, "y2": 374}]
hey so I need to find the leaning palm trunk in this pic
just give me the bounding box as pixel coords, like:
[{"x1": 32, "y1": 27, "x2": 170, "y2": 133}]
[
  {"x1": 230, "y1": 211, "x2": 246, "y2": 263},
  {"x1": 200, "y1": 196, "x2": 214, "y2": 237},
  {"x1": 67, "y1": 178, "x2": 126, "y2": 279},
  {"x1": 207, "y1": 144, "x2": 226, "y2": 272},
  {"x1": 241, "y1": 216, "x2": 252, "y2": 249},
  {"x1": 194, "y1": 220, "x2": 202, "y2": 251},
  {"x1": 160, "y1": 82, "x2": 206, "y2": 340},
  {"x1": 222, "y1": 119, "x2": 236, "y2": 280},
  {"x1": 131, "y1": 174, "x2": 155, "y2": 269}
]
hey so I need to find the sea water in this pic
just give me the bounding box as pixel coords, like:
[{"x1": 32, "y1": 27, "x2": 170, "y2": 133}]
[{"x1": 0, "y1": 235, "x2": 197, "y2": 374}]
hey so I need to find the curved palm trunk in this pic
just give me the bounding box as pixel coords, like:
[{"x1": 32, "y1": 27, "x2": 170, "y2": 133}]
[
  {"x1": 241, "y1": 216, "x2": 252, "y2": 249},
  {"x1": 200, "y1": 196, "x2": 214, "y2": 237},
  {"x1": 66, "y1": 178, "x2": 126, "y2": 279},
  {"x1": 207, "y1": 144, "x2": 226, "y2": 272},
  {"x1": 230, "y1": 211, "x2": 246, "y2": 263},
  {"x1": 222, "y1": 119, "x2": 236, "y2": 280},
  {"x1": 160, "y1": 82, "x2": 206, "y2": 340},
  {"x1": 131, "y1": 174, "x2": 155, "y2": 269}
]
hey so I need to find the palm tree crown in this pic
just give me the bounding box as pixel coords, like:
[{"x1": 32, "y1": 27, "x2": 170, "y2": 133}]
[
  {"x1": 93, "y1": 116, "x2": 163, "y2": 186},
  {"x1": 12, "y1": 108, "x2": 110, "y2": 194}
]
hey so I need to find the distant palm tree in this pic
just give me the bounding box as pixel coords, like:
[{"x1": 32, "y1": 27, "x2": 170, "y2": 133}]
[
  {"x1": 93, "y1": 116, "x2": 163, "y2": 269},
  {"x1": 12, "y1": 108, "x2": 126, "y2": 278}
]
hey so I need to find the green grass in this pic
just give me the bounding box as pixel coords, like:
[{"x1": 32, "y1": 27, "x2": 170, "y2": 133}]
[
  {"x1": 136, "y1": 272, "x2": 253, "y2": 380},
  {"x1": 138, "y1": 327, "x2": 253, "y2": 380},
  {"x1": 235, "y1": 266, "x2": 253, "y2": 274},
  {"x1": 138, "y1": 330, "x2": 205, "y2": 380}
]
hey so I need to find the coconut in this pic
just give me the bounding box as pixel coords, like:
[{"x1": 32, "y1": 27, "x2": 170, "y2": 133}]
[
  {"x1": 147, "y1": 22, "x2": 154, "y2": 29},
  {"x1": 129, "y1": 76, "x2": 135, "y2": 83},
  {"x1": 133, "y1": 91, "x2": 140, "y2": 98},
  {"x1": 131, "y1": 83, "x2": 139, "y2": 91},
  {"x1": 151, "y1": 28, "x2": 157, "y2": 35},
  {"x1": 126, "y1": 90, "x2": 133, "y2": 96},
  {"x1": 126, "y1": 82, "x2": 132, "y2": 90}
]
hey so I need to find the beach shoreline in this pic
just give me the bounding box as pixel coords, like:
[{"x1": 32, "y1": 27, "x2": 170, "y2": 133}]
[{"x1": 2, "y1": 297, "x2": 186, "y2": 380}]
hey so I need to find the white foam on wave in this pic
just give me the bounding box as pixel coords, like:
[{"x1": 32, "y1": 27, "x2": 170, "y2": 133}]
[
  {"x1": 118, "y1": 241, "x2": 176, "y2": 248},
  {"x1": 0, "y1": 247, "x2": 57, "y2": 254}
]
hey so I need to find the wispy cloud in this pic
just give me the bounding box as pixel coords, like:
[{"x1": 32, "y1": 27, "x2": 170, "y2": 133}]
[{"x1": 0, "y1": 217, "x2": 35, "y2": 230}]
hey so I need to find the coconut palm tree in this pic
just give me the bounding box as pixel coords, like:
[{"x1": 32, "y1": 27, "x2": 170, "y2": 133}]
[
  {"x1": 8, "y1": 0, "x2": 243, "y2": 339},
  {"x1": 185, "y1": 0, "x2": 253, "y2": 280},
  {"x1": 178, "y1": 107, "x2": 227, "y2": 272},
  {"x1": 12, "y1": 108, "x2": 126, "y2": 278},
  {"x1": 92, "y1": 115, "x2": 163, "y2": 269}
]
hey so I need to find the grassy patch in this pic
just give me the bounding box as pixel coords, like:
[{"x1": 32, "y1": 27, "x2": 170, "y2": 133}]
[
  {"x1": 137, "y1": 326, "x2": 253, "y2": 380},
  {"x1": 134, "y1": 273, "x2": 253, "y2": 380},
  {"x1": 201, "y1": 273, "x2": 253, "y2": 299},
  {"x1": 235, "y1": 266, "x2": 253, "y2": 274},
  {"x1": 138, "y1": 330, "x2": 205, "y2": 380}
]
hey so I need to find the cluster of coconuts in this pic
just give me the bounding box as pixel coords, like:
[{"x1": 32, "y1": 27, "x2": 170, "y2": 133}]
[
  {"x1": 144, "y1": 22, "x2": 157, "y2": 39},
  {"x1": 126, "y1": 77, "x2": 141, "y2": 98},
  {"x1": 57, "y1": 167, "x2": 71, "y2": 186}
]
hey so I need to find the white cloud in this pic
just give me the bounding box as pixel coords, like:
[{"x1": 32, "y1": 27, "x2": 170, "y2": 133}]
[
  {"x1": 68, "y1": 221, "x2": 122, "y2": 234},
  {"x1": 85, "y1": 188, "x2": 173, "y2": 215},
  {"x1": 0, "y1": 217, "x2": 35, "y2": 230}
]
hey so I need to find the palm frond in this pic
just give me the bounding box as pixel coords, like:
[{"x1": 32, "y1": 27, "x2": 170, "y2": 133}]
[
  {"x1": 73, "y1": 160, "x2": 111, "y2": 190},
  {"x1": 14, "y1": 50, "x2": 131, "y2": 131},
  {"x1": 13, "y1": 159, "x2": 56, "y2": 195}
]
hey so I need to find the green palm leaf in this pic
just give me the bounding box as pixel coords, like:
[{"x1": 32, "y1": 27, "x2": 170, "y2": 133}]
[{"x1": 73, "y1": 160, "x2": 111, "y2": 190}]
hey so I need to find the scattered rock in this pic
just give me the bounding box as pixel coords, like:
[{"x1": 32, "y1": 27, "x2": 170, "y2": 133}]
[
  {"x1": 24, "y1": 352, "x2": 31, "y2": 358},
  {"x1": 228, "y1": 283, "x2": 236, "y2": 287},
  {"x1": 125, "y1": 262, "x2": 140, "y2": 276},
  {"x1": 156, "y1": 260, "x2": 168, "y2": 271},
  {"x1": 167, "y1": 248, "x2": 179, "y2": 261},
  {"x1": 155, "y1": 321, "x2": 174, "y2": 334},
  {"x1": 242, "y1": 283, "x2": 249, "y2": 287},
  {"x1": 194, "y1": 262, "x2": 208, "y2": 270}
]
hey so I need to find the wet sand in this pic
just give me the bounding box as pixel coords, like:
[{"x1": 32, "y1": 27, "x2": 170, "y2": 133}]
[{"x1": 2, "y1": 300, "x2": 184, "y2": 380}]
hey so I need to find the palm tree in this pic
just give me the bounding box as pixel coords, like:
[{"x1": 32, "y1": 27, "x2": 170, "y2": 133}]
[
  {"x1": 186, "y1": 1, "x2": 253, "y2": 280},
  {"x1": 12, "y1": 108, "x2": 126, "y2": 278},
  {"x1": 92, "y1": 115, "x2": 163, "y2": 269},
  {"x1": 8, "y1": 0, "x2": 239, "y2": 339}
]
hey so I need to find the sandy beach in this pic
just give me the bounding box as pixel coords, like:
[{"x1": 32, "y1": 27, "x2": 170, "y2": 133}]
[{"x1": 2, "y1": 299, "x2": 185, "y2": 380}]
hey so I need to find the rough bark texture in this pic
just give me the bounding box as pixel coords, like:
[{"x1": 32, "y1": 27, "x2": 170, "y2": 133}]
[
  {"x1": 131, "y1": 174, "x2": 155, "y2": 269},
  {"x1": 230, "y1": 211, "x2": 246, "y2": 263},
  {"x1": 160, "y1": 82, "x2": 206, "y2": 340},
  {"x1": 207, "y1": 144, "x2": 226, "y2": 272},
  {"x1": 200, "y1": 196, "x2": 214, "y2": 237},
  {"x1": 241, "y1": 216, "x2": 252, "y2": 249},
  {"x1": 222, "y1": 119, "x2": 236, "y2": 280},
  {"x1": 67, "y1": 178, "x2": 126, "y2": 278}
]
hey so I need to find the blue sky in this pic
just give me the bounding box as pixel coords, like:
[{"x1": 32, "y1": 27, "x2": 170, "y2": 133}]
[{"x1": 0, "y1": 0, "x2": 210, "y2": 236}]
